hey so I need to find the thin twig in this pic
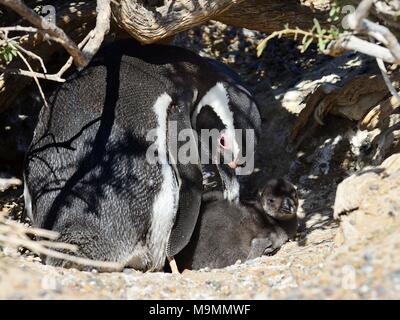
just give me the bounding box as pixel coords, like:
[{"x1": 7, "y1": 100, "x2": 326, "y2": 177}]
[
  {"x1": 2, "y1": 31, "x2": 94, "y2": 83},
  {"x1": 57, "y1": 31, "x2": 94, "y2": 77},
  {"x1": 0, "y1": 211, "x2": 124, "y2": 271},
  {"x1": 12, "y1": 42, "x2": 47, "y2": 73},
  {"x1": 0, "y1": 26, "x2": 39, "y2": 33},
  {"x1": 0, "y1": 0, "x2": 88, "y2": 68},
  {"x1": 3, "y1": 68, "x2": 65, "y2": 82},
  {"x1": 7, "y1": 223, "x2": 59, "y2": 240},
  {"x1": 376, "y1": 57, "x2": 400, "y2": 103},
  {"x1": 15, "y1": 50, "x2": 48, "y2": 107},
  {"x1": 36, "y1": 240, "x2": 77, "y2": 252},
  {"x1": 0, "y1": 234, "x2": 123, "y2": 270}
]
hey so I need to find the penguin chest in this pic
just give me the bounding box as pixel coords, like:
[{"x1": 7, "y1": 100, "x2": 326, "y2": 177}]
[
  {"x1": 148, "y1": 163, "x2": 179, "y2": 269},
  {"x1": 147, "y1": 92, "x2": 180, "y2": 269}
]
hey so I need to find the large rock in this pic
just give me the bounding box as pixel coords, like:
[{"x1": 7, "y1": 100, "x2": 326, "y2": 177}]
[{"x1": 334, "y1": 153, "x2": 400, "y2": 244}]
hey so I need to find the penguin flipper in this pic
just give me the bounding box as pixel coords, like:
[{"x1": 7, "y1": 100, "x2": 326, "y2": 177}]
[{"x1": 166, "y1": 104, "x2": 203, "y2": 257}]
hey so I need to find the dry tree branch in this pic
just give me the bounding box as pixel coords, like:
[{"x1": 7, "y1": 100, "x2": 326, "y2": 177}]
[
  {"x1": 328, "y1": 33, "x2": 399, "y2": 63},
  {"x1": 0, "y1": 2, "x2": 97, "y2": 113},
  {"x1": 0, "y1": 26, "x2": 77, "y2": 47},
  {"x1": 326, "y1": 0, "x2": 400, "y2": 106},
  {"x1": 348, "y1": 0, "x2": 374, "y2": 30},
  {"x1": 1, "y1": 29, "x2": 94, "y2": 83},
  {"x1": 376, "y1": 57, "x2": 400, "y2": 102},
  {"x1": 1, "y1": 0, "x2": 112, "y2": 80},
  {"x1": 0, "y1": 26, "x2": 39, "y2": 33},
  {"x1": 329, "y1": 0, "x2": 400, "y2": 64},
  {"x1": 55, "y1": 31, "x2": 94, "y2": 77},
  {"x1": 81, "y1": 0, "x2": 111, "y2": 64},
  {"x1": 0, "y1": 0, "x2": 88, "y2": 68},
  {"x1": 112, "y1": 0, "x2": 246, "y2": 44},
  {"x1": 0, "y1": 210, "x2": 124, "y2": 271},
  {"x1": 2, "y1": 68, "x2": 65, "y2": 82},
  {"x1": 13, "y1": 42, "x2": 46, "y2": 73},
  {"x1": 15, "y1": 49, "x2": 48, "y2": 107}
]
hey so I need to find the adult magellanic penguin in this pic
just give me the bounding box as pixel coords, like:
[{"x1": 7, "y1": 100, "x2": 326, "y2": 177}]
[{"x1": 23, "y1": 39, "x2": 261, "y2": 270}]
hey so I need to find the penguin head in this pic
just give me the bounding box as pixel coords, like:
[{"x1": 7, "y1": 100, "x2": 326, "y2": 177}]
[
  {"x1": 192, "y1": 81, "x2": 261, "y2": 174},
  {"x1": 222, "y1": 80, "x2": 262, "y2": 173},
  {"x1": 257, "y1": 179, "x2": 299, "y2": 221},
  {"x1": 194, "y1": 105, "x2": 238, "y2": 167}
]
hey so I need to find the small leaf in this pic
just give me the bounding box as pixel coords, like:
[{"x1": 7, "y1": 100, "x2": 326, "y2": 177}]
[
  {"x1": 310, "y1": 24, "x2": 317, "y2": 34},
  {"x1": 318, "y1": 39, "x2": 327, "y2": 52},
  {"x1": 256, "y1": 39, "x2": 268, "y2": 57},
  {"x1": 313, "y1": 18, "x2": 322, "y2": 35},
  {"x1": 302, "y1": 37, "x2": 314, "y2": 53},
  {"x1": 302, "y1": 34, "x2": 309, "y2": 45}
]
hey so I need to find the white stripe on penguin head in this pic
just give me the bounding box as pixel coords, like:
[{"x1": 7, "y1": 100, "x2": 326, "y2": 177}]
[{"x1": 191, "y1": 82, "x2": 240, "y2": 161}]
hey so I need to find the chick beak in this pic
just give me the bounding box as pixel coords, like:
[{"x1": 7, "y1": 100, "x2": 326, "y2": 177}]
[{"x1": 281, "y1": 198, "x2": 296, "y2": 214}]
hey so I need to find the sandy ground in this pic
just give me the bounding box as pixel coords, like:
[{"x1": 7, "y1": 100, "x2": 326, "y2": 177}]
[{"x1": 1, "y1": 206, "x2": 399, "y2": 299}]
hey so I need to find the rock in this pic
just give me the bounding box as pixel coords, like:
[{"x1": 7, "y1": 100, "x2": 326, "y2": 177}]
[
  {"x1": 0, "y1": 177, "x2": 22, "y2": 192},
  {"x1": 41, "y1": 275, "x2": 63, "y2": 293},
  {"x1": 330, "y1": 75, "x2": 389, "y2": 121},
  {"x1": 334, "y1": 153, "x2": 400, "y2": 244},
  {"x1": 288, "y1": 54, "x2": 373, "y2": 148}
]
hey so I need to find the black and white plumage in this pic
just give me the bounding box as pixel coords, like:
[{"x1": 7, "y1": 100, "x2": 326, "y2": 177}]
[
  {"x1": 175, "y1": 177, "x2": 299, "y2": 270},
  {"x1": 23, "y1": 40, "x2": 261, "y2": 270}
]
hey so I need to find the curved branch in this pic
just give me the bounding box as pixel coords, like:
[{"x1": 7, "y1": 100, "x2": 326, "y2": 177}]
[
  {"x1": 111, "y1": 0, "x2": 246, "y2": 44},
  {"x1": 81, "y1": 0, "x2": 111, "y2": 68},
  {"x1": 328, "y1": 33, "x2": 399, "y2": 64}
]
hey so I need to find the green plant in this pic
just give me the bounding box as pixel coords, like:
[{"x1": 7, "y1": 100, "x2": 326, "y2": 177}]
[
  {"x1": 0, "y1": 41, "x2": 17, "y2": 65},
  {"x1": 257, "y1": 2, "x2": 345, "y2": 57}
]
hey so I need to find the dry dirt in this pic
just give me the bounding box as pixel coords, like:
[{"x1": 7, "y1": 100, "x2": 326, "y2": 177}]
[{"x1": 0, "y1": 22, "x2": 399, "y2": 300}]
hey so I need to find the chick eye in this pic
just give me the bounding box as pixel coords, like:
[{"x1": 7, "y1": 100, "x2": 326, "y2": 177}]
[{"x1": 268, "y1": 198, "x2": 275, "y2": 204}]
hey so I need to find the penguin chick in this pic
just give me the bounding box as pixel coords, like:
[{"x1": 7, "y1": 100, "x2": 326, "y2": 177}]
[{"x1": 175, "y1": 178, "x2": 298, "y2": 270}]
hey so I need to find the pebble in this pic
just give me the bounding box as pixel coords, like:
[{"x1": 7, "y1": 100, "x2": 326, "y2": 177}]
[{"x1": 41, "y1": 275, "x2": 63, "y2": 293}]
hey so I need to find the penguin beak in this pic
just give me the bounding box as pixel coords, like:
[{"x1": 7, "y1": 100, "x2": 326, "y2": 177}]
[
  {"x1": 228, "y1": 160, "x2": 247, "y2": 169},
  {"x1": 228, "y1": 161, "x2": 237, "y2": 169}
]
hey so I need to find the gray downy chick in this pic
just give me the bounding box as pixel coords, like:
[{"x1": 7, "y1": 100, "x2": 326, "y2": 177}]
[{"x1": 175, "y1": 177, "x2": 298, "y2": 270}]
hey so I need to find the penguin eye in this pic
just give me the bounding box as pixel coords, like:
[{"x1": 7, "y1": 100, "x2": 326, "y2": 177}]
[{"x1": 219, "y1": 134, "x2": 228, "y2": 149}]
